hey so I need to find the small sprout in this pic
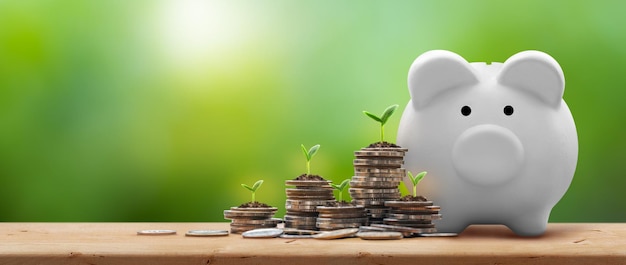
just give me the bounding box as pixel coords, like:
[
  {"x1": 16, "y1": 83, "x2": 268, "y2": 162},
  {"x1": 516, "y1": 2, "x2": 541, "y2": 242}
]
[
  {"x1": 407, "y1": 171, "x2": 427, "y2": 197},
  {"x1": 241, "y1": 180, "x2": 264, "y2": 202},
  {"x1": 330, "y1": 179, "x2": 350, "y2": 202},
  {"x1": 301, "y1": 144, "x2": 320, "y2": 175},
  {"x1": 363, "y1": 104, "x2": 399, "y2": 143}
]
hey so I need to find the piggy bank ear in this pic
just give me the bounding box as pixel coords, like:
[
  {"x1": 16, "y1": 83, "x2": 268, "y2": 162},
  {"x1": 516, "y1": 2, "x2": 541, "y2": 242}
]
[
  {"x1": 408, "y1": 50, "x2": 478, "y2": 108},
  {"x1": 497, "y1": 51, "x2": 564, "y2": 107}
]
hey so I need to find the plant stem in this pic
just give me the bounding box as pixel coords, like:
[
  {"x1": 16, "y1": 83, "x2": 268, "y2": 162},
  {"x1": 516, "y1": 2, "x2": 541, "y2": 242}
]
[
  {"x1": 338, "y1": 190, "x2": 343, "y2": 202},
  {"x1": 252, "y1": 192, "x2": 255, "y2": 202},
  {"x1": 380, "y1": 124, "x2": 385, "y2": 142},
  {"x1": 413, "y1": 185, "x2": 417, "y2": 197},
  {"x1": 306, "y1": 161, "x2": 311, "y2": 175}
]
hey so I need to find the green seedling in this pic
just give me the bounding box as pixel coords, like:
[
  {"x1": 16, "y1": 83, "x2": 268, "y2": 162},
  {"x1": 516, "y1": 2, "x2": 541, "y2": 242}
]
[
  {"x1": 330, "y1": 179, "x2": 350, "y2": 202},
  {"x1": 407, "y1": 171, "x2": 427, "y2": 197},
  {"x1": 241, "y1": 180, "x2": 264, "y2": 202},
  {"x1": 301, "y1": 144, "x2": 320, "y2": 175},
  {"x1": 363, "y1": 104, "x2": 399, "y2": 143}
]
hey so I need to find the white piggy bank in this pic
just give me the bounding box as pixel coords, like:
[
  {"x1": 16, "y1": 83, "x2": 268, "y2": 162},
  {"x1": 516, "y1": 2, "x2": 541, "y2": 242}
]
[{"x1": 397, "y1": 50, "x2": 578, "y2": 236}]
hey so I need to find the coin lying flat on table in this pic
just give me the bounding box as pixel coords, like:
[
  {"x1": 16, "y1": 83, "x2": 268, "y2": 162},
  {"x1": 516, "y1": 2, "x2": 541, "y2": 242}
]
[
  {"x1": 241, "y1": 228, "x2": 283, "y2": 238},
  {"x1": 357, "y1": 231, "x2": 403, "y2": 240},
  {"x1": 185, "y1": 230, "x2": 229, "y2": 237},
  {"x1": 312, "y1": 228, "x2": 359, "y2": 240},
  {"x1": 137, "y1": 229, "x2": 176, "y2": 235}
]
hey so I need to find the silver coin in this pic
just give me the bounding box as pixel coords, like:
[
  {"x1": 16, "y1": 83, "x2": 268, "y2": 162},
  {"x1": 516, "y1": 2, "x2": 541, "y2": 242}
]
[
  {"x1": 280, "y1": 234, "x2": 313, "y2": 239},
  {"x1": 359, "y1": 147, "x2": 408, "y2": 152},
  {"x1": 316, "y1": 206, "x2": 365, "y2": 213},
  {"x1": 350, "y1": 180, "x2": 400, "y2": 189},
  {"x1": 350, "y1": 194, "x2": 400, "y2": 199},
  {"x1": 350, "y1": 188, "x2": 400, "y2": 194},
  {"x1": 354, "y1": 150, "x2": 406, "y2": 157},
  {"x1": 282, "y1": 228, "x2": 321, "y2": 235},
  {"x1": 287, "y1": 195, "x2": 336, "y2": 200},
  {"x1": 354, "y1": 167, "x2": 405, "y2": 173},
  {"x1": 230, "y1": 207, "x2": 278, "y2": 212},
  {"x1": 353, "y1": 159, "x2": 403, "y2": 166},
  {"x1": 285, "y1": 180, "x2": 331, "y2": 187},
  {"x1": 318, "y1": 213, "x2": 367, "y2": 219},
  {"x1": 359, "y1": 226, "x2": 387, "y2": 232},
  {"x1": 286, "y1": 189, "x2": 334, "y2": 196},
  {"x1": 357, "y1": 231, "x2": 403, "y2": 240},
  {"x1": 317, "y1": 223, "x2": 363, "y2": 229},
  {"x1": 384, "y1": 201, "x2": 434, "y2": 207},
  {"x1": 137, "y1": 229, "x2": 176, "y2": 235},
  {"x1": 286, "y1": 199, "x2": 335, "y2": 205},
  {"x1": 231, "y1": 218, "x2": 282, "y2": 226},
  {"x1": 352, "y1": 199, "x2": 387, "y2": 206},
  {"x1": 387, "y1": 213, "x2": 442, "y2": 220},
  {"x1": 223, "y1": 211, "x2": 274, "y2": 219},
  {"x1": 316, "y1": 217, "x2": 368, "y2": 224},
  {"x1": 185, "y1": 230, "x2": 229, "y2": 237},
  {"x1": 383, "y1": 220, "x2": 436, "y2": 228},
  {"x1": 285, "y1": 211, "x2": 319, "y2": 217},
  {"x1": 312, "y1": 228, "x2": 359, "y2": 239},
  {"x1": 241, "y1": 228, "x2": 284, "y2": 238},
  {"x1": 351, "y1": 176, "x2": 403, "y2": 181},
  {"x1": 285, "y1": 204, "x2": 319, "y2": 212},
  {"x1": 371, "y1": 224, "x2": 437, "y2": 234}
]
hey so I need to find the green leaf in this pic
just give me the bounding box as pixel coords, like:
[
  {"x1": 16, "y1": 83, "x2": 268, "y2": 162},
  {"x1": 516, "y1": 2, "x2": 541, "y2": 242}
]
[
  {"x1": 380, "y1": 104, "x2": 399, "y2": 125},
  {"x1": 308, "y1": 144, "x2": 320, "y2": 160},
  {"x1": 331, "y1": 179, "x2": 350, "y2": 192},
  {"x1": 252, "y1": 180, "x2": 263, "y2": 191},
  {"x1": 241, "y1": 184, "x2": 254, "y2": 192},
  {"x1": 301, "y1": 144, "x2": 310, "y2": 161},
  {"x1": 363, "y1": 111, "x2": 382, "y2": 123},
  {"x1": 410, "y1": 171, "x2": 427, "y2": 186}
]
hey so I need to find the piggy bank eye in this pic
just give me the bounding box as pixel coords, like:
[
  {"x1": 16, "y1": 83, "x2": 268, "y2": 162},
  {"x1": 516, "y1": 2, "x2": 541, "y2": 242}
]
[
  {"x1": 504, "y1": 105, "x2": 514, "y2": 116},
  {"x1": 461, "y1": 106, "x2": 471, "y2": 116}
]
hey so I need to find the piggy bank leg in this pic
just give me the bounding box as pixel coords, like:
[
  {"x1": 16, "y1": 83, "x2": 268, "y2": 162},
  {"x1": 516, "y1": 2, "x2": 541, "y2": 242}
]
[{"x1": 505, "y1": 211, "x2": 550, "y2": 237}]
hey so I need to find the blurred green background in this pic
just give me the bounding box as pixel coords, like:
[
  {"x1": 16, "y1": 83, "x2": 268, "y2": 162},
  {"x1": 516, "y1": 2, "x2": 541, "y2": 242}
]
[{"x1": 0, "y1": 0, "x2": 624, "y2": 222}]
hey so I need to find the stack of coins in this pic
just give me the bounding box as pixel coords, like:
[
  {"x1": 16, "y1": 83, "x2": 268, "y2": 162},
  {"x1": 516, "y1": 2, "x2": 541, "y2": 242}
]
[
  {"x1": 350, "y1": 148, "x2": 407, "y2": 224},
  {"x1": 284, "y1": 180, "x2": 334, "y2": 230},
  {"x1": 316, "y1": 205, "x2": 367, "y2": 231},
  {"x1": 383, "y1": 200, "x2": 441, "y2": 233},
  {"x1": 223, "y1": 207, "x2": 279, "y2": 234}
]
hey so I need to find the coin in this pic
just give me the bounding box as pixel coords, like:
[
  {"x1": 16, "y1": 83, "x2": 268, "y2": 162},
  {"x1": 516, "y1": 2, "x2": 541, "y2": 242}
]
[
  {"x1": 286, "y1": 199, "x2": 335, "y2": 205},
  {"x1": 230, "y1": 207, "x2": 278, "y2": 212},
  {"x1": 371, "y1": 224, "x2": 437, "y2": 234},
  {"x1": 353, "y1": 159, "x2": 404, "y2": 167},
  {"x1": 351, "y1": 193, "x2": 400, "y2": 199},
  {"x1": 383, "y1": 220, "x2": 436, "y2": 228},
  {"x1": 354, "y1": 168, "x2": 405, "y2": 173},
  {"x1": 350, "y1": 188, "x2": 400, "y2": 194},
  {"x1": 282, "y1": 228, "x2": 321, "y2": 235},
  {"x1": 280, "y1": 234, "x2": 313, "y2": 239},
  {"x1": 285, "y1": 180, "x2": 331, "y2": 187},
  {"x1": 223, "y1": 210, "x2": 275, "y2": 219},
  {"x1": 312, "y1": 228, "x2": 359, "y2": 239},
  {"x1": 418, "y1": 232, "x2": 458, "y2": 237},
  {"x1": 231, "y1": 218, "x2": 283, "y2": 226},
  {"x1": 316, "y1": 217, "x2": 368, "y2": 224},
  {"x1": 185, "y1": 230, "x2": 229, "y2": 237},
  {"x1": 352, "y1": 199, "x2": 387, "y2": 206},
  {"x1": 317, "y1": 223, "x2": 364, "y2": 230},
  {"x1": 286, "y1": 189, "x2": 334, "y2": 196},
  {"x1": 354, "y1": 150, "x2": 406, "y2": 157},
  {"x1": 350, "y1": 180, "x2": 400, "y2": 189},
  {"x1": 351, "y1": 176, "x2": 403, "y2": 182},
  {"x1": 357, "y1": 231, "x2": 403, "y2": 240},
  {"x1": 387, "y1": 213, "x2": 442, "y2": 220},
  {"x1": 359, "y1": 226, "x2": 387, "y2": 232},
  {"x1": 384, "y1": 201, "x2": 434, "y2": 207},
  {"x1": 318, "y1": 212, "x2": 366, "y2": 218},
  {"x1": 137, "y1": 229, "x2": 176, "y2": 235},
  {"x1": 316, "y1": 206, "x2": 365, "y2": 213},
  {"x1": 359, "y1": 147, "x2": 408, "y2": 152},
  {"x1": 241, "y1": 228, "x2": 284, "y2": 238}
]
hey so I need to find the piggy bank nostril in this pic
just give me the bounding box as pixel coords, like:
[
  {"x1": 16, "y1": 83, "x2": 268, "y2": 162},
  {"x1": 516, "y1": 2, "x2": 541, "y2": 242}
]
[
  {"x1": 461, "y1": 106, "x2": 472, "y2": 116},
  {"x1": 452, "y1": 125, "x2": 524, "y2": 186},
  {"x1": 504, "y1": 105, "x2": 514, "y2": 116}
]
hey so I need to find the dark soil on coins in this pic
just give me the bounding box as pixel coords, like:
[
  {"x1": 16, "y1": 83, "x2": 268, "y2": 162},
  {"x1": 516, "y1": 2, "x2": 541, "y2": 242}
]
[
  {"x1": 294, "y1": 174, "x2": 327, "y2": 181},
  {"x1": 238, "y1": 201, "x2": 273, "y2": 208},
  {"x1": 324, "y1": 201, "x2": 357, "y2": 207},
  {"x1": 367, "y1": 141, "x2": 401, "y2": 148},
  {"x1": 399, "y1": 195, "x2": 428, "y2": 201}
]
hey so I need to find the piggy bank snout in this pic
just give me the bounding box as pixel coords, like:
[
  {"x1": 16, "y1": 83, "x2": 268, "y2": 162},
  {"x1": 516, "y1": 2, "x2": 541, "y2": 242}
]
[{"x1": 452, "y1": 124, "x2": 524, "y2": 186}]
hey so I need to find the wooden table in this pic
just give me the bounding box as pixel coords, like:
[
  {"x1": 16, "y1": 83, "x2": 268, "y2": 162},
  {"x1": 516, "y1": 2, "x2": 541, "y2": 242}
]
[{"x1": 0, "y1": 223, "x2": 624, "y2": 264}]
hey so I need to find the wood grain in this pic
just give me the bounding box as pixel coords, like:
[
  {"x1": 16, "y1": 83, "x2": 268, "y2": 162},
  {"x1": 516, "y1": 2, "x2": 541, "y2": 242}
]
[{"x1": 0, "y1": 223, "x2": 624, "y2": 264}]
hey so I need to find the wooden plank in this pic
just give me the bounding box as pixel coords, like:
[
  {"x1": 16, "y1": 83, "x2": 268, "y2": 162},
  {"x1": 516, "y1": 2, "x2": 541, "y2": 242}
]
[{"x1": 0, "y1": 223, "x2": 624, "y2": 264}]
